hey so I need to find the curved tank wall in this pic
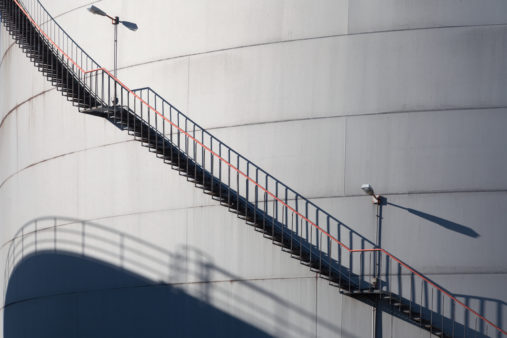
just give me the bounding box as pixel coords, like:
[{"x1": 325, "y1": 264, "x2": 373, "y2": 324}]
[{"x1": 0, "y1": 0, "x2": 506, "y2": 337}]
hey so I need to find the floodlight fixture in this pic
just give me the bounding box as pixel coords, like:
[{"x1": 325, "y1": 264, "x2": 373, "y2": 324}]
[
  {"x1": 361, "y1": 184, "x2": 381, "y2": 204},
  {"x1": 87, "y1": 5, "x2": 139, "y2": 78},
  {"x1": 88, "y1": 5, "x2": 109, "y2": 17},
  {"x1": 120, "y1": 20, "x2": 138, "y2": 31},
  {"x1": 361, "y1": 184, "x2": 374, "y2": 196}
]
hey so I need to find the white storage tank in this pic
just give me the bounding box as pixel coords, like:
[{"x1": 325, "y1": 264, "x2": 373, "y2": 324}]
[{"x1": 0, "y1": 0, "x2": 506, "y2": 336}]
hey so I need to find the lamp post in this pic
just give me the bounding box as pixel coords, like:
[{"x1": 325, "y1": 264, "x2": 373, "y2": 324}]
[
  {"x1": 361, "y1": 183, "x2": 383, "y2": 338},
  {"x1": 87, "y1": 5, "x2": 138, "y2": 80},
  {"x1": 360, "y1": 183, "x2": 383, "y2": 279}
]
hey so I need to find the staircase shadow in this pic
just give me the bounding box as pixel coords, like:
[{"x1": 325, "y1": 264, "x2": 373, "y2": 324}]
[
  {"x1": 0, "y1": 0, "x2": 499, "y2": 333},
  {"x1": 5, "y1": 251, "x2": 272, "y2": 338},
  {"x1": 374, "y1": 261, "x2": 502, "y2": 338},
  {"x1": 3, "y1": 216, "x2": 360, "y2": 338},
  {"x1": 5, "y1": 216, "x2": 502, "y2": 337},
  {"x1": 452, "y1": 294, "x2": 506, "y2": 338}
]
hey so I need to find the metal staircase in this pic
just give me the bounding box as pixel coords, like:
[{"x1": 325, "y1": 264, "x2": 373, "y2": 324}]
[{"x1": 0, "y1": 0, "x2": 505, "y2": 337}]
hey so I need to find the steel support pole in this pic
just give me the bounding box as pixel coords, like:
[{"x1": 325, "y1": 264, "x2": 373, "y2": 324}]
[
  {"x1": 114, "y1": 18, "x2": 118, "y2": 78},
  {"x1": 113, "y1": 16, "x2": 119, "y2": 113}
]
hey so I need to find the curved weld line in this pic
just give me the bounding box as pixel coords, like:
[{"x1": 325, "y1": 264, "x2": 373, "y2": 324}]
[
  {"x1": 0, "y1": 88, "x2": 54, "y2": 129},
  {"x1": 0, "y1": 139, "x2": 133, "y2": 191},
  {"x1": 0, "y1": 42, "x2": 16, "y2": 68},
  {"x1": 12, "y1": 0, "x2": 506, "y2": 334}
]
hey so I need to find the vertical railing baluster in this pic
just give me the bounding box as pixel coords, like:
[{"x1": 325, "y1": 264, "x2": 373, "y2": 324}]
[
  {"x1": 451, "y1": 297, "x2": 455, "y2": 337},
  {"x1": 431, "y1": 288, "x2": 434, "y2": 334},
  {"x1": 236, "y1": 156, "x2": 240, "y2": 215},
  {"x1": 305, "y1": 201, "x2": 309, "y2": 264},
  {"x1": 245, "y1": 161, "x2": 249, "y2": 220},
  {"x1": 107, "y1": 72, "x2": 111, "y2": 108},
  {"x1": 368, "y1": 251, "x2": 373, "y2": 292},
  {"x1": 463, "y1": 309, "x2": 466, "y2": 338},
  {"x1": 147, "y1": 92, "x2": 151, "y2": 143},
  {"x1": 326, "y1": 215, "x2": 339, "y2": 280},
  {"x1": 201, "y1": 129, "x2": 205, "y2": 185},
  {"x1": 263, "y1": 176, "x2": 268, "y2": 233},
  {"x1": 284, "y1": 188, "x2": 288, "y2": 231},
  {"x1": 227, "y1": 149, "x2": 231, "y2": 210},
  {"x1": 185, "y1": 118, "x2": 189, "y2": 174},
  {"x1": 254, "y1": 169, "x2": 258, "y2": 224},
  {"x1": 177, "y1": 112, "x2": 180, "y2": 168},
  {"x1": 88, "y1": 59, "x2": 92, "y2": 108},
  {"x1": 282, "y1": 187, "x2": 288, "y2": 245},
  {"x1": 210, "y1": 137, "x2": 214, "y2": 194},
  {"x1": 319, "y1": 225, "x2": 323, "y2": 274},
  {"x1": 161, "y1": 102, "x2": 165, "y2": 159},
  {"x1": 410, "y1": 272, "x2": 413, "y2": 318},
  {"x1": 154, "y1": 94, "x2": 159, "y2": 149},
  {"x1": 120, "y1": 86, "x2": 124, "y2": 126},
  {"x1": 193, "y1": 124, "x2": 196, "y2": 179},
  {"x1": 442, "y1": 294, "x2": 445, "y2": 336},
  {"x1": 300, "y1": 217, "x2": 304, "y2": 266},
  {"x1": 273, "y1": 182, "x2": 278, "y2": 241},
  {"x1": 309, "y1": 207, "x2": 313, "y2": 267},
  {"x1": 101, "y1": 70, "x2": 104, "y2": 107},
  {"x1": 219, "y1": 143, "x2": 222, "y2": 200},
  {"x1": 281, "y1": 204, "x2": 285, "y2": 245},
  {"x1": 169, "y1": 106, "x2": 173, "y2": 162},
  {"x1": 420, "y1": 279, "x2": 423, "y2": 328},
  {"x1": 295, "y1": 194, "x2": 299, "y2": 237},
  {"x1": 290, "y1": 212, "x2": 294, "y2": 252},
  {"x1": 271, "y1": 198, "x2": 276, "y2": 243}
]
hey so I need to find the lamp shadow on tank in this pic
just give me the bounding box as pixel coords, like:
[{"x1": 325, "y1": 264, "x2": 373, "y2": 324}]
[
  {"x1": 387, "y1": 202, "x2": 479, "y2": 238},
  {"x1": 3, "y1": 216, "x2": 358, "y2": 338}
]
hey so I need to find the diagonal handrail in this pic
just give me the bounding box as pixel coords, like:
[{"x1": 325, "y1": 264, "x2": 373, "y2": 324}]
[{"x1": 4, "y1": 0, "x2": 506, "y2": 335}]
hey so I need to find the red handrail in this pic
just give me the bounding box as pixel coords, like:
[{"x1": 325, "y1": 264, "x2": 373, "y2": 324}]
[{"x1": 11, "y1": 0, "x2": 506, "y2": 335}]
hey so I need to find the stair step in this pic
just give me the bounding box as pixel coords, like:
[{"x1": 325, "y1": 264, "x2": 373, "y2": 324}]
[
  {"x1": 344, "y1": 289, "x2": 383, "y2": 296},
  {"x1": 254, "y1": 228, "x2": 270, "y2": 235}
]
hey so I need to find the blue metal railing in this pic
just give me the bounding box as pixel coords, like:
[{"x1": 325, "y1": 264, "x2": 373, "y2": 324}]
[{"x1": 1, "y1": 0, "x2": 505, "y2": 336}]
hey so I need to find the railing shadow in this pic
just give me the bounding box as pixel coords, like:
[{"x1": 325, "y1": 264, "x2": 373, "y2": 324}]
[
  {"x1": 5, "y1": 216, "x2": 504, "y2": 337},
  {"x1": 1, "y1": 0, "x2": 504, "y2": 335},
  {"x1": 3, "y1": 216, "x2": 359, "y2": 338},
  {"x1": 5, "y1": 250, "x2": 274, "y2": 338},
  {"x1": 453, "y1": 294, "x2": 506, "y2": 338},
  {"x1": 379, "y1": 255, "x2": 505, "y2": 337}
]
